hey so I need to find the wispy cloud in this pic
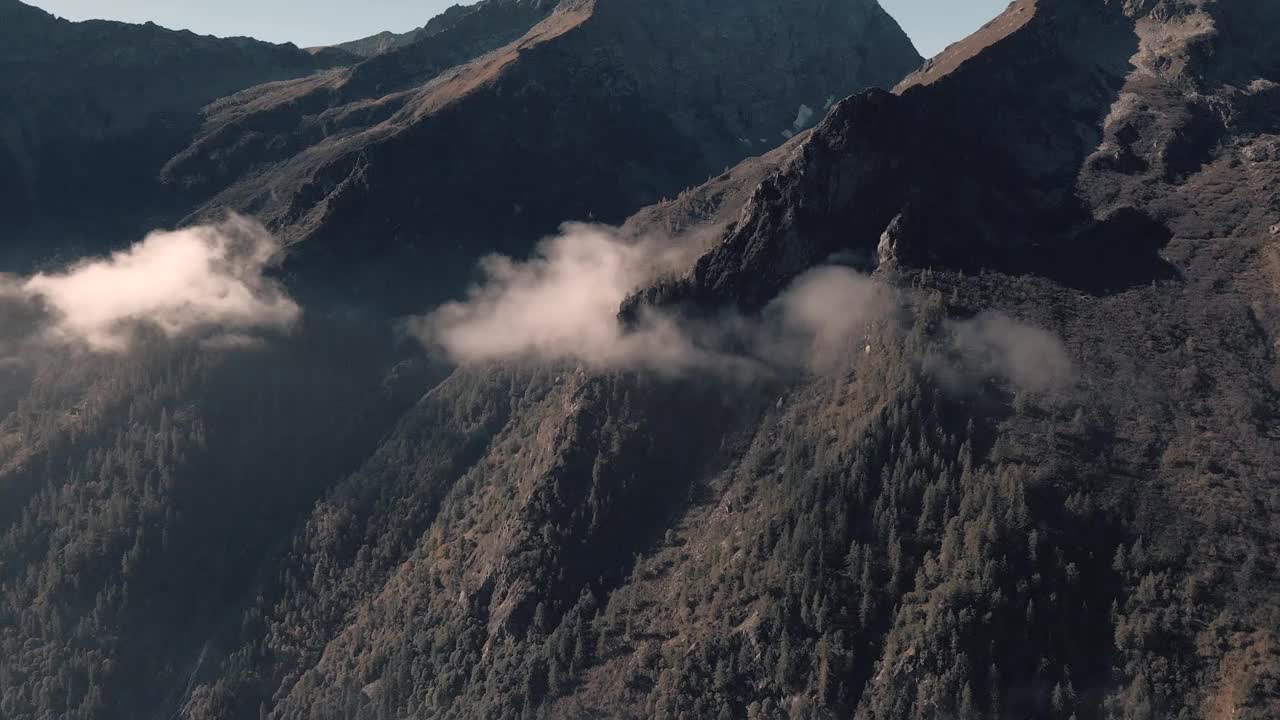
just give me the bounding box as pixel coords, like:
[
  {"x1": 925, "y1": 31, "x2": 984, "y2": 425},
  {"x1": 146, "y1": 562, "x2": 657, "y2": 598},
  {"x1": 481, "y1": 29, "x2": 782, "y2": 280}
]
[
  {"x1": 408, "y1": 223, "x2": 888, "y2": 376},
  {"x1": 409, "y1": 222, "x2": 1073, "y2": 393},
  {"x1": 2, "y1": 214, "x2": 299, "y2": 354},
  {"x1": 939, "y1": 311, "x2": 1075, "y2": 393}
]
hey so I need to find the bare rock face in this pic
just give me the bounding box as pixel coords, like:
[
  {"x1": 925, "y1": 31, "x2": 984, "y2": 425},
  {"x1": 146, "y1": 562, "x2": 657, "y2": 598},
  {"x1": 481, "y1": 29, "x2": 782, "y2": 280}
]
[
  {"x1": 876, "y1": 208, "x2": 916, "y2": 269},
  {"x1": 0, "y1": 0, "x2": 344, "y2": 253},
  {"x1": 158, "y1": 0, "x2": 922, "y2": 310}
]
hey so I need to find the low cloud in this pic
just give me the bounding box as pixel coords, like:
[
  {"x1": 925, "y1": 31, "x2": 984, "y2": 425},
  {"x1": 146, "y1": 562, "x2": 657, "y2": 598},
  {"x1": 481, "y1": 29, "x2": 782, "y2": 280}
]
[
  {"x1": 944, "y1": 311, "x2": 1074, "y2": 393},
  {"x1": 759, "y1": 266, "x2": 888, "y2": 372},
  {"x1": 412, "y1": 223, "x2": 700, "y2": 369},
  {"x1": 1, "y1": 214, "x2": 298, "y2": 354},
  {"x1": 410, "y1": 224, "x2": 885, "y2": 376},
  {"x1": 410, "y1": 223, "x2": 1072, "y2": 392},
  {"x1": 793, "y1": 104, "x2": 815, "y2": 131}
]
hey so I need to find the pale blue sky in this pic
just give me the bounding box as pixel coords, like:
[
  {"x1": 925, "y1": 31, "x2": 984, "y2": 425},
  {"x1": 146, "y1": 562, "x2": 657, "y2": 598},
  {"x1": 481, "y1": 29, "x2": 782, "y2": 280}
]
[{"x1": 27, "y1": 0, "x2": 1008, "y2": 57}]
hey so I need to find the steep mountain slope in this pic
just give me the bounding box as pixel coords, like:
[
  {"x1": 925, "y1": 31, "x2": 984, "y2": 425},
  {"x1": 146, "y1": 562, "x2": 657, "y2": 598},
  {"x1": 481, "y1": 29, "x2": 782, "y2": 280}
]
[
  {"x1": 0, "y1": 2, "x2": 926, "y2": 719},
  {"x1": 3, "y1": 0, "x2": 1276, "y2": 719},
  {"x1": 160, "y1": 1, "x2": 1279, "y2": 719},
  {"x1": 0, "y1": 0, "x2": 346, "y2": 257},
  {"x1": 161, "y1": 0, "x2": 922, "y2": 309}
]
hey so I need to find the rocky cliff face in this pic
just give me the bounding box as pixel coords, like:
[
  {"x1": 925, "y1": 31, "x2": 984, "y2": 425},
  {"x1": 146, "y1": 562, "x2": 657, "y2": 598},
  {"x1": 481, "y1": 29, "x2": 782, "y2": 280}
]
[{"x1": 0, "y1": 0, "x2": 346, "y2": 256}]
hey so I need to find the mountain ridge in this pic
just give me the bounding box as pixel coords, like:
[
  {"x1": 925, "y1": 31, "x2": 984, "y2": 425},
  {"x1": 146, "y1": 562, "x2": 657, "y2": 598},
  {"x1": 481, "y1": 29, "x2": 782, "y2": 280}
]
[
  {"x1": 159, "y1": 0, "x2": 921, "y2": 310},
  {"x1": 323, "y1": 0, "x2": 556, "y2": 59}
]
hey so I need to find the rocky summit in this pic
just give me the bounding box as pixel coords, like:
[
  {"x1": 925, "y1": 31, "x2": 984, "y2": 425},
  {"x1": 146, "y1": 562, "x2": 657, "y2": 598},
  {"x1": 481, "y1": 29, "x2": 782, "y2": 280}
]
[{"x1": 0, "y1": 1, "x2": 1277, "y2": 719}]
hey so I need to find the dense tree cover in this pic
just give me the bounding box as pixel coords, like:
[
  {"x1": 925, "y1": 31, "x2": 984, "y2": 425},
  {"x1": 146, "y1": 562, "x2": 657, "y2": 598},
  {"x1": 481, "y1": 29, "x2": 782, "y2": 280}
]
[
  {"x1": 1, "y1": 281, "x2": 1276, "y2": 720},
  {"x1": 0, "y1": 326, "x2": 429, "y2": 720}
]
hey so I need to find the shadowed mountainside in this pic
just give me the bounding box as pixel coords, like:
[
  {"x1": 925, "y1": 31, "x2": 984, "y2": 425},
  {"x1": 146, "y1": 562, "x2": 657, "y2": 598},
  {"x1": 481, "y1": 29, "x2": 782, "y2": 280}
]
[{"x1": 0, "y1": 0, "x2": 349, "y2": 258}]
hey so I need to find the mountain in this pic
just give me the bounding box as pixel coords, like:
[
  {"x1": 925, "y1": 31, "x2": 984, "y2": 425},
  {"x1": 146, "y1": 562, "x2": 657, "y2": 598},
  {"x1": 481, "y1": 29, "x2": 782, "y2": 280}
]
[
  {"x1": 0, "y1": 0, "x2": 350, "y2": 259},
  {"x1": 160, "y1": 0, "x2": 922, "y2": 310},
  {"x1": 156, "y1": 1, "x2": 1277, "y2": 718},
  {"x1": 0, "y1": 1, "x2": 931, "y2": 719},
  {"x1": 2, "y1": 0, "x2": 1277, "y2": 719}
]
